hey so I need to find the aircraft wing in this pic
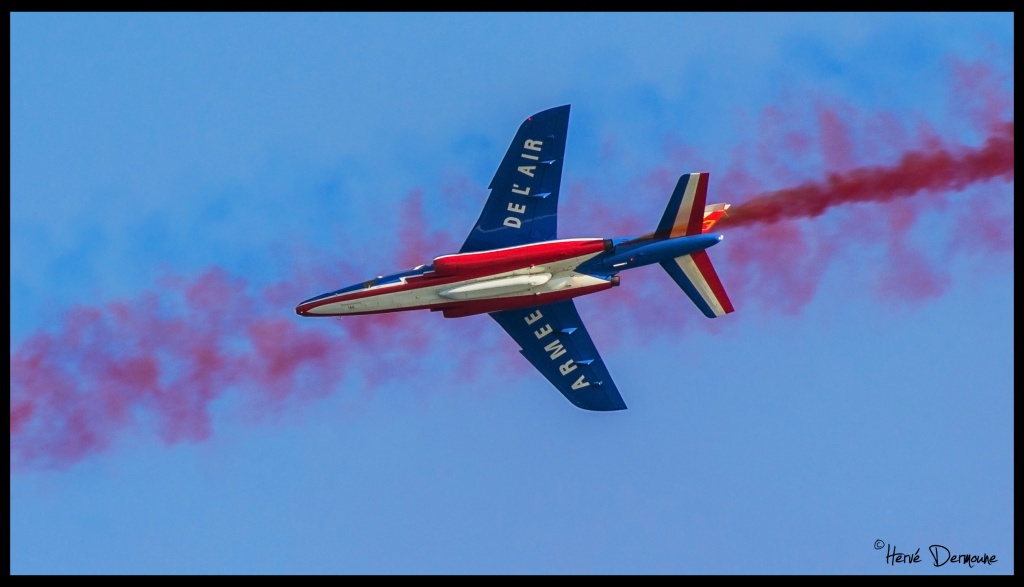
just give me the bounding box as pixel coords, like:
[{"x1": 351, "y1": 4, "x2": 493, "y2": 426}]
[
  {"x1": 489, "y1": 300, "x2": 627, "y2": 411},
  {"x1": 459, "y1": 105, "x2": 570, "y2": 253}
]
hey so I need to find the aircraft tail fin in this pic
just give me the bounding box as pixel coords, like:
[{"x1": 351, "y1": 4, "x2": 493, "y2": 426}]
[
  {"x1": 654, "y1": 172, "x2": 710, "y2": 239},
  {"x1": 655, "y1": 173, "x2": 734, "y2": 317}
]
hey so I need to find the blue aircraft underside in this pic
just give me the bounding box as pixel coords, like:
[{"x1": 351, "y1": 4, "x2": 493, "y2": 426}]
[{"x1": 297, "y1": 106, "x2": 735, "y2": 411}]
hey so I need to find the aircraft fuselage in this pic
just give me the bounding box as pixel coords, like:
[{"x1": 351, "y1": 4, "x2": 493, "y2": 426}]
[
  {"x1": 296, "y1": 233, "x2": 723, "y2": 319},
  {"x1": 295, "y1": 105, "x2": 734, "y2": 411}
]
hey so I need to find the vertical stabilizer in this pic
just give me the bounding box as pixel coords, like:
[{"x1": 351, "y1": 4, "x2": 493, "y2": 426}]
[{"x1": 654, "y1": 172, "x2": 710, "y2": 239}]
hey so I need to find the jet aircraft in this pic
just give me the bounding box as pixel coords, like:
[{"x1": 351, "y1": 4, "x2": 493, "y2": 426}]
[{"x1": 296, "y1": 105, "x2": 734, "y2": 410}]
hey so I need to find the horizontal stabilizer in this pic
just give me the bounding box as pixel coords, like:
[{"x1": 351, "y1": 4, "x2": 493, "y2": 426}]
[{"x1": 660, "y1": 250, "x2": 734, "y2": 318}]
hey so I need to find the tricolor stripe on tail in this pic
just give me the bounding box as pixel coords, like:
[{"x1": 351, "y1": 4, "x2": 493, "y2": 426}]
[
  {"x1": 655, "y1": 172, "x2": 710, "y2": 239},
  {"x1": 655, "y1": 172, "x2": 735, "y2": 318},
  {"x1": 660, "y1": 250, "x2": 735, "y2": 317}
]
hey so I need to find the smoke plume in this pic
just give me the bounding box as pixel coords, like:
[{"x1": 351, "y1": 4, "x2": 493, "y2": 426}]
[
  {"x1": 719, "y1": 122, "x2": 1014, "y2": 229},
  {"x1": 10, "y1": 63, "x2": 1014, "y2": 470}
]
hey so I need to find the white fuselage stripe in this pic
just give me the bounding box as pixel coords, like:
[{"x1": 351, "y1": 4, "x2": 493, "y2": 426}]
[{"x1": 306, "y1": 251, "x2": 605, "y2": 315}]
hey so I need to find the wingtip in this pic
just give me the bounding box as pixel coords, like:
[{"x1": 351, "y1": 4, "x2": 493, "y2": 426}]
[{"x1": 530, "y1": 104, "x2": 571, "y2": 120}]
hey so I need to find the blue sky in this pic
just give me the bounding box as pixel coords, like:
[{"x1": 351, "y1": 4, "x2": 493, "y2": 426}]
[{"x1": 10, "y1": 13, "x2": 1013, "y2": 574}]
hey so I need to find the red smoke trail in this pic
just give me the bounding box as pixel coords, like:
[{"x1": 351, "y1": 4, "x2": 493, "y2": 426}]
[
  {"x1": 11, "y1": 123, "x2": 1013, "y2": 470},
  {"x1": 582, "y1": 120, "x2": 1013, "y2": 340},
  {"x1": 9, "y1": 190, "x2": 467, "y2": 471},
  {"x1": 9, "y1": 270, "x2": 349, "y2": 469},
  {"x1": 11, "y1": 62, "x2": 1014, "y2": 470},
  {"x1": 718, "y1": 121, "x2": 1014, "y2": 228},
  {"x1": 8, "y1": 181, "x2": 512, "y2": 471},
  {"x1": 576, "y1": 55, "x2": 1013, "y2": 337}
]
